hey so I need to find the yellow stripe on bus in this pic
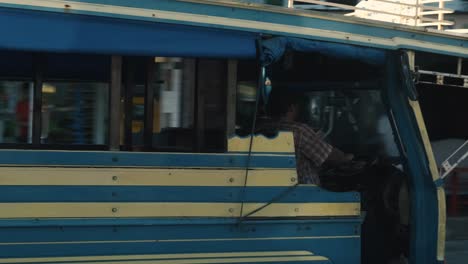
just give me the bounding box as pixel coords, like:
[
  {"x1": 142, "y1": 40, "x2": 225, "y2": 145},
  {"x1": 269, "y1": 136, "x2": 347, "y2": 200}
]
[
  {"x1": 0, "y1": 167, "x2": 298, "y2": 186},
  {"x1": 0, "y1": 251, "x2": 315, "y2": 263},
  {"x1": 0, "y1": 236, "x2": 360, "y2": 246},
  {"x1": 228, "y1": 132, "x2": 295, "y2": 153},
  {"x1": 0, "y1": 202, "x2": 360, "y2": 218},
  {"x1": 0, "y1": 256, "x2": 328, "y2": 264}
]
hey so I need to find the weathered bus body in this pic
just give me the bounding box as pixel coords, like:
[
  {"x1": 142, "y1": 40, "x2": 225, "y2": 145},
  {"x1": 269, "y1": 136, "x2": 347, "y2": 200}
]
[{"x1": 0, "y1": 1, "x2": 466, "y2": 264}]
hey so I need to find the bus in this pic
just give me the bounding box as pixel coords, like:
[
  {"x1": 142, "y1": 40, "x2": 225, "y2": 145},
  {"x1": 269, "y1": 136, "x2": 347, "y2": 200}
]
[{"x1": 0, "y1": 1, "x2": 466, "y2": 264}]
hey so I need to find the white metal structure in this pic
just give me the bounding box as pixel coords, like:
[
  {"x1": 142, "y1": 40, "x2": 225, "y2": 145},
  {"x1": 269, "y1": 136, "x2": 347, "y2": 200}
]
[{"x1": 288, "y1": 0, "x2": 462, "y2": 31}]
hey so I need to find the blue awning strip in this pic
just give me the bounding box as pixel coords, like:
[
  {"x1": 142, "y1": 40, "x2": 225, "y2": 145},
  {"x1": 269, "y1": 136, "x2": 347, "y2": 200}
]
[
  {"x1": 260, "y1": 37, "x2": 386, "y2": 66},
  {"x1": 0, "y1": 8, "x2": 257, "y2": 58}
]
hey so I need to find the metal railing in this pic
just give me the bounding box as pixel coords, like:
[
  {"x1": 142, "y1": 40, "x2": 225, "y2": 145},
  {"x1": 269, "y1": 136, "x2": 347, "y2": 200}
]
[{"x1": 288, "y1": 0, "x2": 456, "y2": 30}]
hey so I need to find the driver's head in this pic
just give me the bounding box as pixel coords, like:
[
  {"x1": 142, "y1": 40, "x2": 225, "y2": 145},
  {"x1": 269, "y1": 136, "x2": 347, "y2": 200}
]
[{"x1": 268, "y1": 89, "x2": 300, "y2": 122}]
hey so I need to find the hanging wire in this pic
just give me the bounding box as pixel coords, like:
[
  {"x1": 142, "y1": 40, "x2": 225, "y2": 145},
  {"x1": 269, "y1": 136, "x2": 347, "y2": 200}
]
[
  {"x1": 237, "y1": 38, "x2": 266, "y2": 224},
  {"x1": 239, "y1": 182, "x2": 299, "y2": 221},
  {"x1": 237, "y1": 38, "x2": 300, "y2": 224},
  {"x1": 237, "y1": 66, "x2": 264, "y2": 223}
]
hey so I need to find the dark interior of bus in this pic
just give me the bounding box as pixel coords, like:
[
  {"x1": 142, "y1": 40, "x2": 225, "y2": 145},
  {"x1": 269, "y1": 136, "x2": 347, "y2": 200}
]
[
  {"x1": 0, "y1": 39, "x2": 412, "y2": 263},
  {"x1": 259, "y1": 47, "x2": 410, "y2": 264}
]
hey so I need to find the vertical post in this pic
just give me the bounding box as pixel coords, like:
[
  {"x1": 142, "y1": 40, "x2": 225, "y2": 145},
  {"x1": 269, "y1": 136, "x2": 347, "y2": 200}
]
[
  {"x1": 193, "y1": 59, "x2": 204, "y2": 152},
  {"x1": 144, "y1": 58, "x2": 155, "y2": 150},
  {"x1": 287, "y1": 0, "x2": 294, "y2": 8},
  {"x1": 449, "y1": 171, "x2": 459, "y2": 216},
  {"x1": 32, "y1": 54, "x2": 43, "y2": 145},
  {"x1": 181, "y1": 59, "x2": 196, "y2": 129},
  {"x1": 93, "y1": 85, "x2": 106, "y2": 145},
  {"x1": 196, "y1": 95, "x2": 205, "y2": 152},
  {"x1": 226, "y1": 60, "x2": 238, "y2": 138},
  {"x1": 124, "y1": 58, "x2": 135, "y2": 150},
  {"x1": 27, "y1": 83, "x2": 34, "y2": 143},
  {"x1": 109, "y1": 55, "x2": 122, "y2": 151},
  {"x1": 414, "y1": 0, "x2": 420, "y2": 26},
  {"x1": 457, "y1": 57, "x2": 462, "y2": 76},
  {"x1": 437, "y1": 0, "x2": 444, "y2": 30},
  {"x1": 407, "y1": 51, "x2": 415, "y2": 71}
]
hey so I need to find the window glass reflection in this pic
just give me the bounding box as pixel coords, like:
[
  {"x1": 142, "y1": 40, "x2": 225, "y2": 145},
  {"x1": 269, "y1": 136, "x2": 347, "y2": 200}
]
[
  {"x1": 41, "y1": 82, "x2": 109, "y2": 145},
  {"x1": 0, "y1": 81, "x2": 33, "y2": 143}
]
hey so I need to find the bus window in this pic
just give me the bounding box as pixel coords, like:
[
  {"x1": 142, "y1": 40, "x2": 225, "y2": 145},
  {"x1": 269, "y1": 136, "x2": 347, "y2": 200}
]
[
  {"x1": 0, "y1": 81, "x2": 33, "y2": 144},
  {"x1": 39, "y1": 54, "x2": 110, "y2": 147},
  {"x1": 0, "y1": 51, "x2": 257, "y2": 153},
  {"x1": 152, "y1": 57, "x2": 196, "y2": 152},
  {"x1": 265, "y1": 50, "x2": 399, "y2": 161},
  {"x1": 124, "y1": 57, "x2": 256, "y2": 153},
  {"x1": 261, "y1": 48, "x2": 403, "y2": 191},
  {"x1": 40, "y1": 82, "x2": 109, "y2": 145},
  {"x1": 235, "y1": 60, "x2": 259, "y2": 136}
]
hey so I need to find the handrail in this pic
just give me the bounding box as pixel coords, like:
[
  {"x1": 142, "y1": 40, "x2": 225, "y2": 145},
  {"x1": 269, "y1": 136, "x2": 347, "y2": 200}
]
[
  {"x1": 295, "y1": 0, "x2": 417, "y2": 19},
  {"x1": 288, "y1": 0, "x2": 459, "y2": 31},
  {"x1": 440, "y1": 140, "x2": 468, "y2": 179}
]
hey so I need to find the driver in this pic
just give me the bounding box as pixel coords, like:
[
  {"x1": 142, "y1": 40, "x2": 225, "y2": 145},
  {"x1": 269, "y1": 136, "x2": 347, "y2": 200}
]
[{"x1": 260, "y1": 91, "x2": 355, "y2": 185}]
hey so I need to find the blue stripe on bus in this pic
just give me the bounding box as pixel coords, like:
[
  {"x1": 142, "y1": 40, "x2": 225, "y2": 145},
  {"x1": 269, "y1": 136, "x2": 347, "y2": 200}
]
[
  {"x1": 0, "y1": 217, "x2": 362, "y2": 227},
  {"x1": 0, "y1": 220, "x2": 360, "y2": 257},
  {"x1": 0, "y1": 150, "x2": 295, "y2": 168},
  {"x1": 0, "y1": 186, "x2": 359, "y2": 203},
  {"x1": 0, "y1": 222, "x2": 360, "y2": 243},
  {"x1": 0, "y1": 219, "x2": 360, "y2": 263},
  {"x1": 0, "y1": 239, "x2": 357, "y2": 263},
  {"x1": 0, "y1": 7, "x2": 257, "y2": 58}
]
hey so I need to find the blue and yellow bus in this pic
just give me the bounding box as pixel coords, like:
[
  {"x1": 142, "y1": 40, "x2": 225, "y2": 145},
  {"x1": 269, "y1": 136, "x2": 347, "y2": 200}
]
[{"x1": 0, "y1": 1, "x2": 466, "y2": 264}]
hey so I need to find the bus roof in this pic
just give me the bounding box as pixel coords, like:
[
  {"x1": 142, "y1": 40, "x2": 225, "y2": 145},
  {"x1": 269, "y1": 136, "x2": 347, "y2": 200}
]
[{"x1": 0, "y1": 0, "x2": 466, "y2": 57}]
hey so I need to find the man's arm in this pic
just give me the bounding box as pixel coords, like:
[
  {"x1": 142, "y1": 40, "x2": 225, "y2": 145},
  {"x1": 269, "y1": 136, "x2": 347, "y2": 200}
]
[
  {"x1": 326, "y1": 148, "x2": 354, "y2": 165},
  {"x1": 296, "y1": 124, "x2": 333, "y2": 167},
  {"x1": 297, "y1": 124, "x2": 353, "y2": 167}
]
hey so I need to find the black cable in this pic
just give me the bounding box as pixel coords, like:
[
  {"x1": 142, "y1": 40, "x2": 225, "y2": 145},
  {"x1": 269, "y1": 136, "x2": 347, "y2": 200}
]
[
  {"x1": 238, "y1": 68, "x2": 263, "y2": 222},
  {"x1": 237, "y1": 38, "x2": 300, "y2": 223},
  {"x1": 238, "y1": 183, "x2": 299, "y2": 221},
  {"x1": 238, "y1": 39, "x2": 264, "y2": 223}
]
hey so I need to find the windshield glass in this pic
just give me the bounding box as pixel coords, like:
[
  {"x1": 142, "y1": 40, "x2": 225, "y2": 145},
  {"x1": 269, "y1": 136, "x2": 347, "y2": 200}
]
[
  {"x1": 302, "y1": 89, "x2": 398, "y2": 158},
  {"x1": 264, "y1": 48, "x2": 399, "y2": 160}
]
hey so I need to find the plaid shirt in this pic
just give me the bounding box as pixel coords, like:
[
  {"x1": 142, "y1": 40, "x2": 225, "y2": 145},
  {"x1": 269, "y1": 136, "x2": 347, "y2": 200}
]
[{"x1": 259, "y1": 120, "x2": 333, "y2": 185}]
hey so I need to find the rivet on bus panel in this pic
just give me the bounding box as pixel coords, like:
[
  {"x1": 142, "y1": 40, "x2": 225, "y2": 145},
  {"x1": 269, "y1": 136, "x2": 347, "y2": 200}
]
[
  {"x1": 112, "y1": 208, "x2": 118, "y2": 213},
  {"x1": 112, "y1": 176, "x2": 118, "y2": 181}
]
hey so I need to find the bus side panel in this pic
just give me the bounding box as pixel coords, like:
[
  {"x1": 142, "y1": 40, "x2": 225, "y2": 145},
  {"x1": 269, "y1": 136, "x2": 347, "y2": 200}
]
[
  {"x1": 0, "y1": 220, "x2": 360, "y2": 264},
  {"x1": 0, "y1": 151, "x2": 361, "y2": 263}
]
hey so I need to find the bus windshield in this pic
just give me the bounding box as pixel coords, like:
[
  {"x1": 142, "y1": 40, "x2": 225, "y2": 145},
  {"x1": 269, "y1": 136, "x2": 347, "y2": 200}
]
[
  {"x1": 264, "y1": 46, "x2": 400, "y2": 162},
  {"x1": 303, "y1": 89, "x2": 399, "y2": 159}
]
